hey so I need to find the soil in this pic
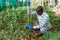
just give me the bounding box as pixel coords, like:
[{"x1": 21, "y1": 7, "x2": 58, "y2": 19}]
[{"x1": 29, "y1": 30, "x2": 42, "y2": 40}]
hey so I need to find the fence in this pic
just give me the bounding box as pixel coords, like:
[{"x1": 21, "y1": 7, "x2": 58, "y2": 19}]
[{"x1": 0, "y1": 0, "x2": 28, "y2": 9}]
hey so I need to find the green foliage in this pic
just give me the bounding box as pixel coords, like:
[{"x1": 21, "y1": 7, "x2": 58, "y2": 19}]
[
  {"x1": 0, "y1": 7, "x2": 31, "y2": 40},
  {"x1": 42, "y1": 32, "x2": 60, "y2": 40}
]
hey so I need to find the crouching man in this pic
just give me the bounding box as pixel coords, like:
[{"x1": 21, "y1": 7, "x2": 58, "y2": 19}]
[{"x1": 32, "y1": 6, "x2": 51, "y2": 37}]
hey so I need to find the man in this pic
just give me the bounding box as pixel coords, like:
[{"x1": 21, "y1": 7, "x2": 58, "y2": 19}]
[{"x1": 31, "y1": 6, "x2": 51, "y2": 37}]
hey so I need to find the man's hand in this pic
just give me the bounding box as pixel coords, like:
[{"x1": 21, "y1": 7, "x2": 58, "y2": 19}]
[
  {"x1": 32, "y1": 26, "x2": 39, "y2": 29},
  {"x1": 32, "y1": 26, "x2": 36, "y2": 29},
  {"x1": 32, "y1": 25, "x2": 41, "y2": 30}
]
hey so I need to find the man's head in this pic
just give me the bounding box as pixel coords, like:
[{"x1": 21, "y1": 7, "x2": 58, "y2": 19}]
[{"x1": 36, "y1": 6, "x2": 43, "y2": 15}]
